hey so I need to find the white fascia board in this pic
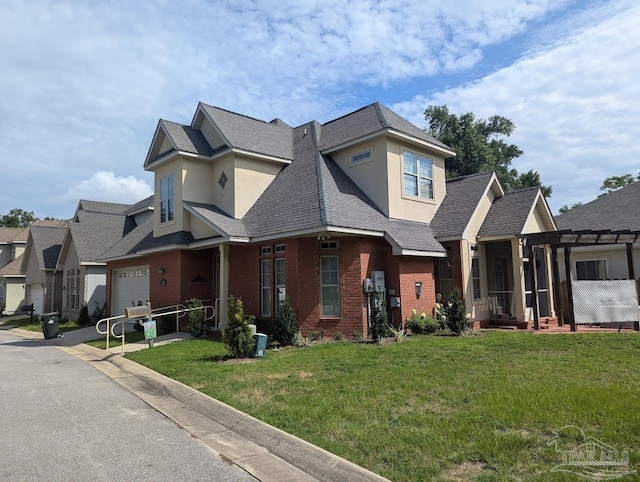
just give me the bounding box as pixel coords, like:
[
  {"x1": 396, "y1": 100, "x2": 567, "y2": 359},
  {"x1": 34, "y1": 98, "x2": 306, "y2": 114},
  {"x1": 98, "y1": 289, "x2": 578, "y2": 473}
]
[
  {"x1": 189, "y1": 236, "x2": 250, "y2": 249},
  {"x1": 461, "y1": 172, "x2": 504, "y2": 240},
  {"x1": 387, "y1": 130, "x2": 457, "y2": 157},
  {"x1": 400, "y1": 249, "x2": 447, "y2": 257},
  {"x1": 195, "y1": 103, "x2": 233, "y2": 147},
  {"x1": 476, "y1": 234, "x2": 517, "y2": 242},
  {"x1": 2, "y1": 274, "x2": 25, "y2": 279},
  {"x1": 435, "y1": 235, "x2": 463, "y2": 243},
  {"x1": 183, "y1": 204, "x2": 229, "y2": 238},
  {"x1": 80, "y1": 262, "x2": 106, "y2": 266},
  {"x1": 230, "y1": 148, "x2": 292, "y2": 165},
  {"x1": 327, "y1": 226, "x2": 384, "y2": 237},
  {"x1": 135, "y1": 244, "x2": 187, "y2": 256}
]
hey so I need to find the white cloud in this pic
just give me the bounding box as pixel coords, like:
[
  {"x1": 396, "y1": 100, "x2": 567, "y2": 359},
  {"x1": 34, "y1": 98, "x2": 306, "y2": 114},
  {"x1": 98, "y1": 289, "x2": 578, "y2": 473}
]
[
  {"x1": 392, "y1": 3, "x2": 640, "y2": 213},
  {"x1": 63, "y1": 172, "x2": 152, "y2": 206}
]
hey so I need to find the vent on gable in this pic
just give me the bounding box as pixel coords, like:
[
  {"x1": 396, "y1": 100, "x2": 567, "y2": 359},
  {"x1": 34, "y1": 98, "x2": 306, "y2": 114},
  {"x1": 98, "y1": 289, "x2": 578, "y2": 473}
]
[
  {"x1": 218, "y1": 171, "x2": 229, "y2": 191},
  {"x1": 351, "y1": 150, "x2": 371, "y2": 164}
]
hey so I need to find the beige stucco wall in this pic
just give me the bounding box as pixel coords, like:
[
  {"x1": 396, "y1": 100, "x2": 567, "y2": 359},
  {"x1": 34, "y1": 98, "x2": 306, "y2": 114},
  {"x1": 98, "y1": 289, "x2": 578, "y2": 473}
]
[
  {"x1": 189, "y1": 212, "x2": 218, "y2": 240},
  {"x1": 154, "y1": 161, "x2": 182, "y2": 237},
  {"x1": 331, "y1": 138, "x2": 390, "y2": 215},
  {"x1": 558, "y1": 245, "x2": 640, "y2": 282},
  {"x1": 233, "y1": 156, "x2": 283, "y2": 218},
  {"x1": 200, "y1": 117, "x2": 226, "y2": 150},
  {"x1": 14, "y1": 244, "x2": 25, "y2": 259},
  {"x1": 3, "y1": 277, "x2": 25, "y2": 314},
  {"x1": 522, "y1": 197, "x2": 555, "y2": 234},
  {"x1": 0, "y1": 245, "x2": 11, "y2": 268}
]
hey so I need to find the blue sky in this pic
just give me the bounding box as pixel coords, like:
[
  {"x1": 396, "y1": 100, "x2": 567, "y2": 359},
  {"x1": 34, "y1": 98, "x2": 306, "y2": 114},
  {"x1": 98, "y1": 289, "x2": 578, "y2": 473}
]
[{"x1": 1, "y1": 0, "x2": 638, "y2": 219}]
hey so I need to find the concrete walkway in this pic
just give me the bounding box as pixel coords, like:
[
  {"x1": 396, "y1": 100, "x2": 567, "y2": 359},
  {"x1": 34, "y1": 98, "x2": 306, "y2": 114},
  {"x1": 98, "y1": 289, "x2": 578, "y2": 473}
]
[{"x1": 3, "y1": 324, "x2": 388, "y2": 482}]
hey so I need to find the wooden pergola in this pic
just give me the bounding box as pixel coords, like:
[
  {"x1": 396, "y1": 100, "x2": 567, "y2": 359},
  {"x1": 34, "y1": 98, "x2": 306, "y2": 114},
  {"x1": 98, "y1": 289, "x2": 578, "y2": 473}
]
[{"x1": 521, "y1": 230, "x2": 640, "y2": 331}]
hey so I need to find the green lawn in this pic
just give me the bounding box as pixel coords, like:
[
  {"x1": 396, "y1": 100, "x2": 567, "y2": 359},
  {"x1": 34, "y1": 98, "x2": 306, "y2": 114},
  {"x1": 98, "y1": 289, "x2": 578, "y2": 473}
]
[
  {"x1": 0, "y1": 316, "x2": 86, "y2": 333},
  {"x1": 126, "y1": 332, "x2": 640, "y2": 481},
  {"x1": 84, "y1": 330, "x2": 146, "y2": 350}
]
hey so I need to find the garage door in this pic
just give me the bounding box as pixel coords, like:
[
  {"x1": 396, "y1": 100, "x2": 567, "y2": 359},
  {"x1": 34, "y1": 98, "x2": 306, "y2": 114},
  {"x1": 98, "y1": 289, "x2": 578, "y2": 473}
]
[
  {"x1": 113, "y1": 266, "x2": 150, "y2": 316},
  {"x1": 29, "y1": 284, "x2": 44, "y2": 314}
]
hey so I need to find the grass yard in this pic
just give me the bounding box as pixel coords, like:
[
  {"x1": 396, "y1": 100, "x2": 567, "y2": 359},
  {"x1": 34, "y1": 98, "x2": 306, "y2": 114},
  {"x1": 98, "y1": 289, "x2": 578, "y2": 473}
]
[
  {"x1": 0, "y1": 316, "x2": 85, "y2": 333},
  {"x1": 126, "y1": 332, "x2": 640, "y2": 481},
  {"x1": 84, "y1": 330, "x2": 146, "y2": 350}
]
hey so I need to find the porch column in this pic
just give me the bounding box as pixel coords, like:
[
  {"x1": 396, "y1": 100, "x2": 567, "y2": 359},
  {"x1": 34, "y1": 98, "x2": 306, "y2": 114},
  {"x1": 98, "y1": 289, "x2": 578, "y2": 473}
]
[
  {"x1": 550, "y1": 245, "x2": 563, "y2": 326},
  {"x1": 218, "y1": 244, "x2": 229, "y2": 329},
  {"x1": 563, "y1": 245, "x2": 577, "y2": 331},
  {"x1": 510, "y1": 238, "x2": 526, "y2": 322}
]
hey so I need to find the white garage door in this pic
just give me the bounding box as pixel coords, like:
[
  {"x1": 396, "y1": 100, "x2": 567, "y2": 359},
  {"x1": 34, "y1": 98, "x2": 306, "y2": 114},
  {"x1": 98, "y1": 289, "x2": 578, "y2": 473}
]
[
  {"x1": 29, "y1": 284, "x2": 44, "y2": 314},
  {"x1": 113, "y1": 266, "x2": 150, "y2": 316}
]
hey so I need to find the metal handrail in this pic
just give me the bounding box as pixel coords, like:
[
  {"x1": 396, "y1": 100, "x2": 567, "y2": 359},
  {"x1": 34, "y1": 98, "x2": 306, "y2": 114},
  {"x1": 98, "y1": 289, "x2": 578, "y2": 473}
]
[{"x1": 95, "y1": 314, "x2": 127, "y2": 350}]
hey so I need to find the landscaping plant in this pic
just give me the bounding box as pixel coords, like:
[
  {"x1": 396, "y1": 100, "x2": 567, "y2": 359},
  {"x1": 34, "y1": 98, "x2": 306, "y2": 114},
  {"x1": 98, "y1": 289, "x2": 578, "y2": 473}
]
[
  {"x1": 222, "y1": 296, "x2": 256, "y2": 358},
  {"x1": 77, "y1": 303, "x2": 91, "y2": 326},
  {"x1": 273, "y1": 294, "x2": 297, "y2": 346},
  {"x1": 445, "y1": 287, "x2": 468, "y2": 335},
  {"x1": 187, "y1": 297, "x2": 206, "y2": 338},
  {"x1": 369, "y1": 291, "x2": 390, "y2": 342}
]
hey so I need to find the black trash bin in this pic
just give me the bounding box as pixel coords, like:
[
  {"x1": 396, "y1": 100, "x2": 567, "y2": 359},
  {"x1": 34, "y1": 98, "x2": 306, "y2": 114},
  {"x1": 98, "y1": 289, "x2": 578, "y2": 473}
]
[{"x1": 40, "y1": 312, "x2": 61, "y2": 339}]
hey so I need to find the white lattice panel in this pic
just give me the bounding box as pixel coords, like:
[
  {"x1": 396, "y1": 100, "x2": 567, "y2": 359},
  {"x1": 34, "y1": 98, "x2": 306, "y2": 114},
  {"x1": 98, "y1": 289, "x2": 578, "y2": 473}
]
[{"x1": 572, "y1": 280, "x2": 639, "y2": 324}]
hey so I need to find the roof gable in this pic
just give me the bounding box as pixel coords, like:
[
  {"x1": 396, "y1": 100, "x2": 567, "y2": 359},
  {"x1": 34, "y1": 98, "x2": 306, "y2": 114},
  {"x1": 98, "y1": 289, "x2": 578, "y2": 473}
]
[
  {"x1": 144, "y1": 120, "x2": 214, "y2": 166},
  {"x1": 431, "y1": 172, "x2": 501, "y2": 239},
  {"x1": 26, "y1": 224, "x2": 67, "y2": 270}
]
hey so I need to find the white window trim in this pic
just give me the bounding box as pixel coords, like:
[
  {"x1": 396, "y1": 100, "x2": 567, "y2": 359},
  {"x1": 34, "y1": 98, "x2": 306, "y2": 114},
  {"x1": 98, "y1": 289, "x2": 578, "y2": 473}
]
[
  {"x1": 402, "y1": 150, "x2": 434, "y2": 202},
  {"x1": 574, "y1": 258, "x2": 610, "y2": 281},
  {"x1": 159, "y1": 173, "x2": 175, "y2": 224},
  {"x1": 320, "y1": 255, "x2": 340, "y2": 318}
]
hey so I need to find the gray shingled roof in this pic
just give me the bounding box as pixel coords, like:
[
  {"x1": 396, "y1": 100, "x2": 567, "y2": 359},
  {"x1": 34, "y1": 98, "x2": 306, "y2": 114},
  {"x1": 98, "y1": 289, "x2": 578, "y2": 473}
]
[
  {"x1": 478, "y1": 187, "x2": 540, "y2": 237},
  {"x1": 431, "y1": 172, "x2": 495, "y2": 239},
  {"x1": 319, "y1": 103, "x2": 451, "y2": 152},
  {"x1": 78, "y1": 199, "x2": 130, "y2": 216},
  {"x1": 98, "y1": 215, "x2": 194, "y2": 260},
  {"x1": 200, "y1": 104, "x2": 294, "y2": 160},
  {"x1": 0, "y1": 227, "x2": 27, "y2": 243},
  {"x1": 555, "y1": 180, "x2": 640, "y2": 231},
  {"x1": 29, "y1": 225, "x2": 67, "y2": 270},
  {"x1": 69, "y1": 211, "x2": 133, "y2": 262},
  {"x1": 126, "y1": 195, "x2": 154, "y2": 216},
  {"x1": 160, "y1": 120, "x2": 214, "y2": 157},
  {"x1": 184, "y1": 202, "x2": 248, "y2": 238},
  {"x1": 0, "y1": 253, "x2": 24, "y2": 276}
]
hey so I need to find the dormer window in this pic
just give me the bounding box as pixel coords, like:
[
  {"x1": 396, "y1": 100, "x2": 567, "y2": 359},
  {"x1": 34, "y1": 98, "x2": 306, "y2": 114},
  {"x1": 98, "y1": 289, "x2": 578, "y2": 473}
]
[
  {"x1": 403, "y1": 151, "x2": 433, "y2": 200},
  {"x1": 160, "y1": 174, "x2": 175, "y2": 223}
]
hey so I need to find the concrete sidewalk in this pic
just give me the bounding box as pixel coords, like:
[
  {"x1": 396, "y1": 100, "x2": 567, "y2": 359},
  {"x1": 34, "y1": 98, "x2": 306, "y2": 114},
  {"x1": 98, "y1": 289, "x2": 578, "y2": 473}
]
[{"x1": 4, "y1": 325, "x2": 388, "y2": 482}]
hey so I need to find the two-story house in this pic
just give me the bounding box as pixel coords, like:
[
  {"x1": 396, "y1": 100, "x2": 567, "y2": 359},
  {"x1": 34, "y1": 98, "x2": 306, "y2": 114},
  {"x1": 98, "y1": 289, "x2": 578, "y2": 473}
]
[
  {"x1": 101, "y1": 102, "x2": 557, "y2": 335},
  {"x1": 56, "y1": 198, "x2": 153, "y2": 320},
  {"x1": 0, "y1": 227, "x2": 28, "y2": 314}
]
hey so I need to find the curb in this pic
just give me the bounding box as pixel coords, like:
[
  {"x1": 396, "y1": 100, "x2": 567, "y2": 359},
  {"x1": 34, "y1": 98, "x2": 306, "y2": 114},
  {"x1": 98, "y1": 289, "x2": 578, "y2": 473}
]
[{"x1": 9, "y1": 328, "x2": 388, "y2": 482}]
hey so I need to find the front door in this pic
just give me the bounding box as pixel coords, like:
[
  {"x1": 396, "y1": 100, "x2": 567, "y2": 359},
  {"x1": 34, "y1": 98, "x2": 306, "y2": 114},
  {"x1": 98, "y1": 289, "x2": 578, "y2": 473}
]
[{"x1": 494, "y1": 258, "x2": 508, "y2": 313}]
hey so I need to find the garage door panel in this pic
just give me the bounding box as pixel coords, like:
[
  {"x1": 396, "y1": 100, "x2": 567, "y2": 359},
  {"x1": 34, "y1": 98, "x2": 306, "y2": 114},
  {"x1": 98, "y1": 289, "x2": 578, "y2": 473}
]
[{"x1": 113, "y1": 266, "x2": 149, "y2": 316}]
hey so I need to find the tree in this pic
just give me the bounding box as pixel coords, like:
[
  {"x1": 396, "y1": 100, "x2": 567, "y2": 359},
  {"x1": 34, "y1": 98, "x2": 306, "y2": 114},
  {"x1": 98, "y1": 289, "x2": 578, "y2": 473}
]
[
  {"x1": 0, "y1": 208, "x2": 35, "y2": 228},
  {"x1": 424, "y1": 105, "x2": 552, "y2": 197},
  {"x1": 558, "y1": 202, "x2": 583, "y2": 215},
  {"x1": 600, "y1": 173, "x2": 640, "y2": 194}
]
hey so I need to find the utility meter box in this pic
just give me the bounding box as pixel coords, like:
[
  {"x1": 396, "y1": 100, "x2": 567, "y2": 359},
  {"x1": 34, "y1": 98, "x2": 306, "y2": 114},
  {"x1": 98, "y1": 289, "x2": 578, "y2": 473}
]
[
  {"x1": 371, "y1": 271, "x2": 386, "y2": 292},
  {"x1": 363, "y1": 278, "x2": 375, "y2": 293},
  {"x1": 390, "y1": 297, "x2": 401, "y2": 308}
]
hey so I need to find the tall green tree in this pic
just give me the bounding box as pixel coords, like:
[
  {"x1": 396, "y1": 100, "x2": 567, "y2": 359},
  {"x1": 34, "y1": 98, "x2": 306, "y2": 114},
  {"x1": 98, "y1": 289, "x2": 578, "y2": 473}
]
[
  {"x1": 558, "y1": 202, "x2": 583, "y2": 215},
  {"x1": 424, "y1": 105, "x2": 552, "y2": 197},
  {"x1": 600, "y1": 173, "x2": 640, "y2": 193},
  {"x1": 0, "y1": 208, "x2": 35, "y2": 227}
]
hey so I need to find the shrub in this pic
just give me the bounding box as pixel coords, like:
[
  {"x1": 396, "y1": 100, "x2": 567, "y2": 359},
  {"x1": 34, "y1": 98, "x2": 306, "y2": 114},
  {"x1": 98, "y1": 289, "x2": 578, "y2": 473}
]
[
  {"x1": 308, "y1": 330, "x2": 323, "y2": 341},
  {"x1": 91, "y1": 302, "x2": 106, "y2": 323},
  {"x1": 333, "y1": 332, "x2": 344, "y2": 340},
  {"x1": 389, "y1": 326, "x2": 407, "y2": 342},
  {"x1": 159, "y1": 314, "x2": 176, "y2": 336},
  {"x1": 369, "y1": 291, "x2": 390, "y2": 342},
  {"x1": 445, "y1": 288, "x2": 469, "y2": 335},
  {"x1": 352, "y1": 331, "x2": 365, "y2": 343},
  {"x1": 406, "y1": 309, "x2": 439, "y2": 334},
  {"x1": 187, "y1": 297, "x2": 206, "y2": 338},
  {"x1": 77, "y1": 304, "x2": 91, "y2": 326},
  {"x1": 293, "y1": 331, "x2": 311, "y2": 347},
  {"x1": 273, "y1": 295, "x2": 297, "y2": 346},
  {"x1": 222, "y1": 296, "x2": 256, "y2": 358}
]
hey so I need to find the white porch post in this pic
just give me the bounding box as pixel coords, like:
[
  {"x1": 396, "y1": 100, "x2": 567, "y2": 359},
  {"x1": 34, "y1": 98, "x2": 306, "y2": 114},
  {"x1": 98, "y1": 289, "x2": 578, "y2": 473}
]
[
  {"x1": 511, "y1": 238, "x2": 526, "y2": 322},
  {"x1": 218, "y1": 244, "x2": 229, "y2": 329}
]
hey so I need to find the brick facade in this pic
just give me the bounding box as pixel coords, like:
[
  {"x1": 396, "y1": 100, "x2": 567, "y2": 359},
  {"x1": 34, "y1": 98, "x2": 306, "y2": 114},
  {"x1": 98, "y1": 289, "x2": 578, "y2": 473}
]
[{"x1": 107, "y1": 236, "x2": 439, "y2": 338}]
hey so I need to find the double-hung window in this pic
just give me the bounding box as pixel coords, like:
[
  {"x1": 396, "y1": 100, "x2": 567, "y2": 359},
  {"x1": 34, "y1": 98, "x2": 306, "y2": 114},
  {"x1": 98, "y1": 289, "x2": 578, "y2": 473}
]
[
  {"x1": 160, "y1": 174, "x2": 175, "y2": 223},
  {"x1": 261, "y1": 259, "x2": 272, "y2": 317},
  {"x1": 575, "y1": 260, "x2": 607, "y2": 280},
  {"x1": 471, "y1": 258, "x2": 481, "y2": 301},
  {"x1": 320, "y1": 256, "x2": 340, "y2": 317},
  {"x1": 403, "y1": 151, "x2": 433, "y2": 200}
]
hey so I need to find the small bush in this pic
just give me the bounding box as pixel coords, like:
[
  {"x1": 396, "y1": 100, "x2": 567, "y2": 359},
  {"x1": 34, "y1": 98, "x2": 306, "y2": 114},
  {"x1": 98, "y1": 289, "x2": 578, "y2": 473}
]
[
  {"x1": 77, "y1": 304, "x2": 91, "y2": 326},
  {"x1": 91, "y1": 302, "x2": 106, "y2": 323},
  {"x1": 187, "y1": 298, "x2": 206, "y2": 338},
  {"x1": 273, "y1": 295, "x2": 297, "y2": 346},
  {"x1": 445, "y1": 288, "x2": 469, "y2": 335},
  {"x1": 406, "y1": 310, "x2": 439, "y2": 334},
  {"x1": 308, "y1": 330, "x2": 323, "y2": 341},
  {"x1": 369, "y1": 291, "x2": 390, "y2": 342},
  {"x1": 352, "y1": 331, "x2": 365, "y2": 343},
  {"x1": 293, "y1": 331, "x2": 311, "y2": 347},
  {"x1": 159, "y1": 314, "x2": 176, "y2": 335},
  {"x1": 389, "y1": 326, "x2": 407, "y2": 342},
  {"x1": 222, "y1": 296, "x2": 256, "y2": 358},
  {"x1": 333, "y1": 332, "x2": 344, "y2": 340}
]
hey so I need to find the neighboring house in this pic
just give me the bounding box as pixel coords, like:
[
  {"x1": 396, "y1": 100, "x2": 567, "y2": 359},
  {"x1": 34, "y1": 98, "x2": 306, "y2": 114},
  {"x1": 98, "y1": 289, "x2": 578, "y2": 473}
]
[
  {"x1": 100, "y1": 102, "x2": 556, "y2": 336},
  {"x1": 56, "y1": 198, "x2": 153, "y2": 320},
  {"x1": 555, "y1": 180, "x2": 640, "y2": 281},
  {"x1": 0, "y1": 227, "x2": 28, "y2": 314},
  {"x1": 21, "y1": 220, "x2": 68, "y2": 314}
]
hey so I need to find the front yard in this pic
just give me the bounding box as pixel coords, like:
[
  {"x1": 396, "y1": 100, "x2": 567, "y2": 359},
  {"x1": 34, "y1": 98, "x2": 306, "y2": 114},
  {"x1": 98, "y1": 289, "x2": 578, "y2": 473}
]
[{"x1": 126, "y1": 332, "x2": 640, "y2": 481}]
